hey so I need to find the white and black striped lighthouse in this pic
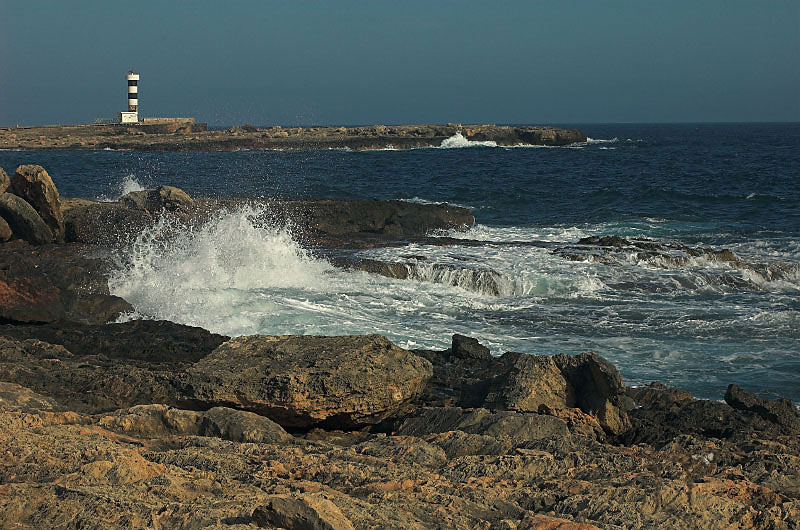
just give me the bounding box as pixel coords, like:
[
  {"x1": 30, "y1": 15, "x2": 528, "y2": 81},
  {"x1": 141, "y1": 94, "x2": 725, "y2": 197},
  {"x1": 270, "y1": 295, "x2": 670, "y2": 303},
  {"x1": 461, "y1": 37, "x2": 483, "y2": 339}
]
[
  {"x1": 119, "y1": 70, "x2": 140, "y2": 124},
  {"x1": 127, "y1": 70, "x2": 139, "y2": 112}
]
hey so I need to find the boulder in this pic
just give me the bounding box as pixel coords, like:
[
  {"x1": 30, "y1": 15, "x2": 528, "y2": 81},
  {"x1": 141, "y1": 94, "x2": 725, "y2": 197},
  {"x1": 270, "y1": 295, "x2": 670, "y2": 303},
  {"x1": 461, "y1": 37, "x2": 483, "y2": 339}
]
[
  {"x1": 120, "y1": 185, "x2": 194, "y2": 212},
  {"x1": 724, "y1": 384, "x2": 799, "y2": 431},
  {"x1": 10, "y1": 165, "x2": 65, "y2": 242},
  {"x1": 185, "y1": 334, "x2": 433, "y2": 429},
  {"x1": 0, "y1": 167, "x2": 9, "y2": 193},
  {"x1": 553, "y1": 352, "x2": 630, "y2": 435},
  {"x1": 451, "y1": 333, "x2": 492, "y2": 361},
  {"x1": 252, "y1": 495, "x2": 355, "y2": 530},
  {"x1": 0, "y1": 193, "x2": 54, "y2": 245},
  {"x1": 483, "y1": 353, "x2": 570, "y2": 412},
  {"x1": 0, "y1": 216, "x2": 11, "y2": 242}
]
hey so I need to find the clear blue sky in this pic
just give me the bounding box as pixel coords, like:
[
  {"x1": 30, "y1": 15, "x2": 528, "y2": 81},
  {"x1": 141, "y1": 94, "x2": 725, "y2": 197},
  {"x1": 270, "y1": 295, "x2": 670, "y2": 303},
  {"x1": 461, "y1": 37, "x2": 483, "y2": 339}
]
[{"x1": 1, "y1": 1, "x2": 798, "y2": 126}]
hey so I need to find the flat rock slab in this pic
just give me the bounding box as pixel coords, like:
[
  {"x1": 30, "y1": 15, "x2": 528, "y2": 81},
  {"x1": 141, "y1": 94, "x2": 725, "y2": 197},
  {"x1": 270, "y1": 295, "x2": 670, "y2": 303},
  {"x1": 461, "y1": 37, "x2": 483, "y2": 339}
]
[{"x1": 185, "y1": 334, "x2": 433, "y2": 429}]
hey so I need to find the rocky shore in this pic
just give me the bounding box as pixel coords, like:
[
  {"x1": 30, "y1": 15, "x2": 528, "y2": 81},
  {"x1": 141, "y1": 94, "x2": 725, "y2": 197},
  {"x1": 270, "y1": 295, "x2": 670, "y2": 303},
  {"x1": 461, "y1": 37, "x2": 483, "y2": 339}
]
[
  {"x1": 1, "y1": 165, "x2": 798, "y2": 529},
  {"x1": 0, "y1": 123, "x2": 587, "y2": 151}
]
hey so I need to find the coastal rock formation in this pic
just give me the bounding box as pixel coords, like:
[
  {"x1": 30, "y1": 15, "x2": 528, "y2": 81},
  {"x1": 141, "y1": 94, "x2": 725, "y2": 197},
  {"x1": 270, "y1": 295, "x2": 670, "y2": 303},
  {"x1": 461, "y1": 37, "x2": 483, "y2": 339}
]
[
  {"x1": 415, "y1": 336, "x2": 630, "y2": 435},
  {"x1": 0, "y1": 245, "x2": 133, "y2": 324},
  {"x1": 725, "y1": 383, "x2": 800, "y2": 431},
  {"x1": 0, "y1": 167, "x2": 9, "y2": 193},
  {"x1": 0, "y1": 123, "x2": 587, "y2": 151},
  {"x1": 0, "y1": 192, "x2": 53, "y2": 245},
  {"x1": 10, "y1": 164, "x2": 65, "y2": 242},
  {"x1": 120, "y1": 185, "x2": 195, "y2": 213},
  {"x1": 185, "y1": 334, "x2": 433, "y2": 429}
]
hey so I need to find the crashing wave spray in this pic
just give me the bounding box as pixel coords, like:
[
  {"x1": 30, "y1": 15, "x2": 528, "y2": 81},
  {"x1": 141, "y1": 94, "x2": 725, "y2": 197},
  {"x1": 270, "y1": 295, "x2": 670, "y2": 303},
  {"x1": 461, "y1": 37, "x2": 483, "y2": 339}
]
[
  {"x1": 439, "y1": 132, "x2": 498, "y2": 148},
  {"x1": 108, "y1": 205, "x2": 333, "y2": 332}
]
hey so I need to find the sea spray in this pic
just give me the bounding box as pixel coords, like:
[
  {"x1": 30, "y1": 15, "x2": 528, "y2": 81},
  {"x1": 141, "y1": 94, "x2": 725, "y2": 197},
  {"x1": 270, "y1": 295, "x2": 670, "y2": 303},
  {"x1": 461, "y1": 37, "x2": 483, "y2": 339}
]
[{"x1": 109, "y1": 205, "x2": 333, "y2": 333}]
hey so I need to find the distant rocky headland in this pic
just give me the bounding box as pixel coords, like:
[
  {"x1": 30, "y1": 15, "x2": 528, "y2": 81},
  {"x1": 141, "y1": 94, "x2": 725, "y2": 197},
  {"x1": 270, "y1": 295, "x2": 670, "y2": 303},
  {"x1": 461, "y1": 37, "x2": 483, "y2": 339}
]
[
  {"x1": 0, "y1": 123, "x2": 587, "y2": 151},
  {"x1": 1, "y1": 164, "x2": 798, "y2": 529}
]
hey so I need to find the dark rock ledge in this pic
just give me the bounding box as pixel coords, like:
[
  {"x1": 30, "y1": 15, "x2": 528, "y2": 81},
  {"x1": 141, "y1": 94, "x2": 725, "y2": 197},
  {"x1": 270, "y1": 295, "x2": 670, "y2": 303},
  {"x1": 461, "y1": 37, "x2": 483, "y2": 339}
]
[{"x1": 1, "y1": 165, "x2": 798, "y2": 529}]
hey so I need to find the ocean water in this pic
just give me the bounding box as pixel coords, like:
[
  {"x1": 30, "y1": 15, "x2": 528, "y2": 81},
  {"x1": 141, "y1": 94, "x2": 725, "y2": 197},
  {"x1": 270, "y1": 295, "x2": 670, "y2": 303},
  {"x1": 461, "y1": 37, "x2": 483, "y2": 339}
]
[{"x1": 2, "y1": 123, "x2": 798, "y2": 402}]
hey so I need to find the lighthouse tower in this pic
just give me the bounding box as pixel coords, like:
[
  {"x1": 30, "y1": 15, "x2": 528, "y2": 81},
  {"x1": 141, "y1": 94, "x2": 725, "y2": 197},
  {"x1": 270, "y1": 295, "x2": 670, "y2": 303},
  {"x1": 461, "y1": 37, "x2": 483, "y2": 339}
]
[{"x1": 118, "y1": 70, "x2": 140, "y2": 124}]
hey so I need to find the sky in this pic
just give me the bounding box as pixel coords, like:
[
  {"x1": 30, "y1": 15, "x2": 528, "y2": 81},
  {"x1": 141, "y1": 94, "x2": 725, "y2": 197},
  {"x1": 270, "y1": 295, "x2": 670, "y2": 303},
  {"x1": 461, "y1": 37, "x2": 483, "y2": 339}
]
[{"x1": 1, "y1": 1, "x2": 798, "y2": 126}]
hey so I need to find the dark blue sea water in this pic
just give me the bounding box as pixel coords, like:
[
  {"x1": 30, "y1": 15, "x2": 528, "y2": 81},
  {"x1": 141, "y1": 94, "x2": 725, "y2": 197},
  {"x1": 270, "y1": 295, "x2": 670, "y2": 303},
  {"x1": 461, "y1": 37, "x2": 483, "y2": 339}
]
[{"x1": 2, "y1": 123, "x2": 798, "y2": 402}]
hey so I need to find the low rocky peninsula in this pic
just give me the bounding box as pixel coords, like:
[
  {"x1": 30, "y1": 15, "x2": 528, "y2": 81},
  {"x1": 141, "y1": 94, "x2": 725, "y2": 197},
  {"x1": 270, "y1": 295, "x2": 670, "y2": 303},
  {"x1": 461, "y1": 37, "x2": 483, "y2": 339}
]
[
  {"x1": 1, "y1": 165, "x2": 798, "y2": 529},
  {"x1": 0, "y1": 123, "x2": 586, "y2": 151}
]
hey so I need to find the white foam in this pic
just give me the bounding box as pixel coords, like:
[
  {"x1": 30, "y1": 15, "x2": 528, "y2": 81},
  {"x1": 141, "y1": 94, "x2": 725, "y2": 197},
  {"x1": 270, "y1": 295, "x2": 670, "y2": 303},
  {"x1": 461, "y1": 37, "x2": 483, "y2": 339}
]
[
  {"x1": 439, "y1": 132, "x2": 498, "y2": 148},
  {"x1": 98, "y1": 174, "x2": 147, "y2": 202}
]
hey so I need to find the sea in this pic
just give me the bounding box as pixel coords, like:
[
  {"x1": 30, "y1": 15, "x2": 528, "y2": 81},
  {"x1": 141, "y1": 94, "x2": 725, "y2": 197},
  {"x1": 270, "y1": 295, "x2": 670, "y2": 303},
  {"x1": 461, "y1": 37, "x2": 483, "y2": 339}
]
[{"x1": 1, "y1": 123, "x2": 798, "y2": 403}]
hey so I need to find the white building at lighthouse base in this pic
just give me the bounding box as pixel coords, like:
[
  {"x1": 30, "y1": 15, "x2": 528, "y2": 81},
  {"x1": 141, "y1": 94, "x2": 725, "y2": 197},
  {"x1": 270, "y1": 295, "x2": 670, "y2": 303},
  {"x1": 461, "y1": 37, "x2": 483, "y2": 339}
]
[{"x1": 118, "y1": 111, "x2": 139, "y2": 124}]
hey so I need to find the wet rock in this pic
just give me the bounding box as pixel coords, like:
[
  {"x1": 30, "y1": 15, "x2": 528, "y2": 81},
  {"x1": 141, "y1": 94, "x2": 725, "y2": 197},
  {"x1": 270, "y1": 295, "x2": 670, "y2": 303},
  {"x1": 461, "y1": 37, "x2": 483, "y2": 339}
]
[
  {"x1": 252, "y1": 494, "x2": 355, "y2": 530},
  {"x1": 10, "y1": 165, "x2": 65, "y2": 242},
  {"x1": 120, "y1": 185, "x2": 194, "y2": 212},
  {"x1": 0, "y1": 244, "x2": 133, "y2": 324},
  {"x1": 0, "y1": 167, "x2": 9, "y2": 193},
  {"x1": 0, "y1": 255, "x2": 65, "y2": 322},
  {"x1": 186, "y1": 334, "x2": 432, "y2": 429},
  {"x1": 0, "y1": 193, "x2": 54, "y2": 245},
  {"x1": 0, "y1": 216, "x2": 10, "y2": 241},
  {"x1": 63, "y1": 199, "x2": 153, "y2": 244},
  {"x1": 724, "y1": 384, "x2": 799, "y2": 431}
]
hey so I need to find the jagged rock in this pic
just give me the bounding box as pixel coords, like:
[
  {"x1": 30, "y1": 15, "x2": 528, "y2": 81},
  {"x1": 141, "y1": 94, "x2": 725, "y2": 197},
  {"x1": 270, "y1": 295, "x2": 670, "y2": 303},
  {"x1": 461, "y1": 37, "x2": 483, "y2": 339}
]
[
  {"x1": 451, "y1": 333, "x2": 492, "y2": 360},
  {"x1": 0, "y1": 167, "x2": 9, "y2": 193},
  {"x1": 724, "y1": 384, "x2": 799, "y2": 431},
  {"x1": 623, "y1": 382, "x2": 797, "y2": 446},
  {"x1": 417, "y1": 339, "x2": 629, "y2": 436},
  {"x1": 553, "y1": 352, "x2": 631, "y2": 435},
  {"x1": 10, "y1": 165, "x2": 65, "y2": 242},
  {"x1": 0, "y1": 193, "x2": 53, "y2": 245},
  {"x1": 252, "y1": 494, "x2": 355, "y2": 530},
  {"x1": 0, "y1": 216, "x2": 11, "y2": 242},
  {"x1": 483, "y1": 353, "x2": 570, "y2": 413},
  {"x1": 185, "y1": 334, "x2": 433, "y2": 429}
]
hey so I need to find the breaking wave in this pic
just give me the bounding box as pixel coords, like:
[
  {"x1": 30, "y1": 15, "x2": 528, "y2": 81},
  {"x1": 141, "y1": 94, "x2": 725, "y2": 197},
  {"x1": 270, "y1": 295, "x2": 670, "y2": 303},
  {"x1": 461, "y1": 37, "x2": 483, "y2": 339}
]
[{"x1": 439, "y1": 132, "x2": 498, "y2": 148}]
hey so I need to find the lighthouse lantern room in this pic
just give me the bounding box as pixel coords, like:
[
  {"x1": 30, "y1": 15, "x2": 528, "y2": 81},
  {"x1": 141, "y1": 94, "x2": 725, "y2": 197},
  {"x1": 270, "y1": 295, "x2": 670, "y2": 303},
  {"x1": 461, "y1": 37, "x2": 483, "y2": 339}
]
[{"x1": 118, "y1": 70, "x2": 140, "y2": 124}]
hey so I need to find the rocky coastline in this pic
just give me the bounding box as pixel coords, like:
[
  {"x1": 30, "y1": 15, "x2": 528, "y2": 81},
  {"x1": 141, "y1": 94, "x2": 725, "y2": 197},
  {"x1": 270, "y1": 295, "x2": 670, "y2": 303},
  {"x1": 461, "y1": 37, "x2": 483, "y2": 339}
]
[
  {"x1": 0, "y1": 123, "x2": 587, "y2": 151},
  {"x1": 1, "y1": 165, "x2": 798, "y2": 529}
]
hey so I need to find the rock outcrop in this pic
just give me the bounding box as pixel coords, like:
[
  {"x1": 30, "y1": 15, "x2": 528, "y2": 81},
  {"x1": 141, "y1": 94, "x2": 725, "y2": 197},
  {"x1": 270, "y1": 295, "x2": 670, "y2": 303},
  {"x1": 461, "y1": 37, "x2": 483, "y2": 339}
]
[
  {"x1": 415, "y1": 336, "x2": 631, "y2": 435},
  {"x1": 0, "y1": 192, "x2": 53, "y2": 245},
  {"x1": 0, "y1": 167, "x2": 9, "y2": 193},
  {"x1": 185, "y1": 334, "x2": 433, "y2": 429},
  {"x1": 10, "y1": 164, "x2": 65, "y2": 242}
]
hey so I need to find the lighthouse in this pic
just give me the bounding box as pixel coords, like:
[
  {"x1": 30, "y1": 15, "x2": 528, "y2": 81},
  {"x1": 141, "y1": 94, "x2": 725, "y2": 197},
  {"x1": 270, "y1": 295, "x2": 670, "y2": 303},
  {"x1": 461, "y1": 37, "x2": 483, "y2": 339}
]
[{"x1": 118, "y1": 70, "x2": 140, "y2": 124}]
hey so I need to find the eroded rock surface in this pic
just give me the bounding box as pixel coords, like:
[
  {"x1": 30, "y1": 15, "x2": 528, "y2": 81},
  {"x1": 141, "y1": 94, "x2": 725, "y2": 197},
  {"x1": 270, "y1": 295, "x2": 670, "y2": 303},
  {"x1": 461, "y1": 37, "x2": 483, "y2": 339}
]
[
  {"x1": 186, "y1": 334, "x2": 433, "y2": 429},
  {"x1": 10, "y1": 164, "x2": 65, "y2": 242}
]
